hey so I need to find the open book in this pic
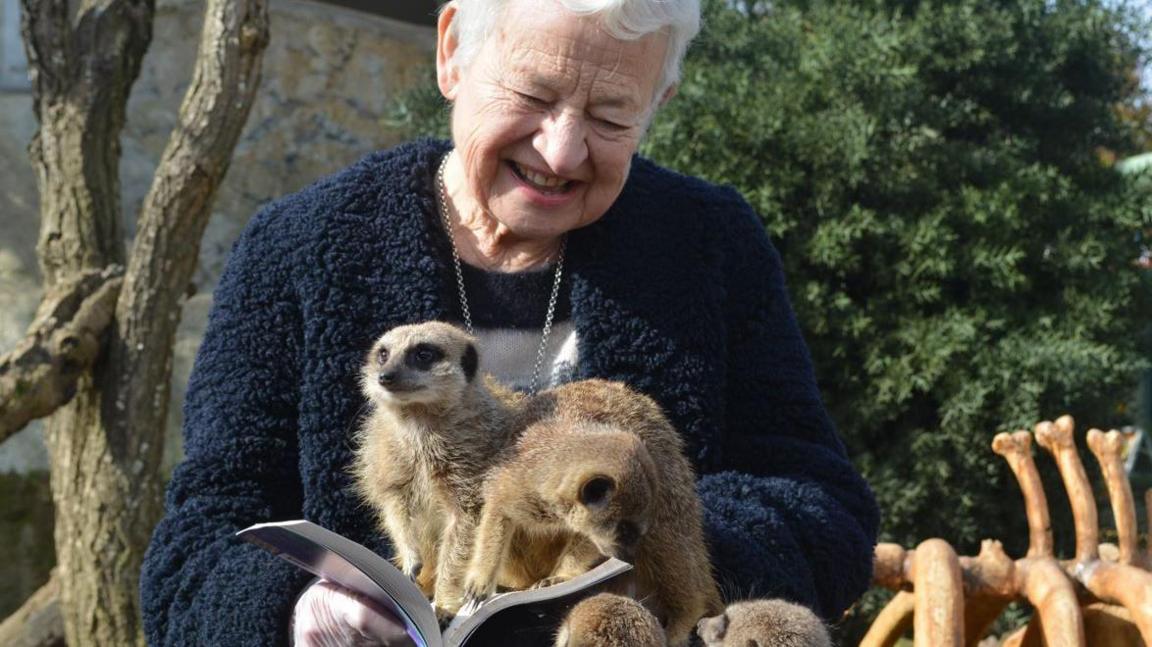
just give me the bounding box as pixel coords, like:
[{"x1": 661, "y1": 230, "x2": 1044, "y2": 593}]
[{"x1": 237, "y1": 520, "x2": 632, "y2": 647}]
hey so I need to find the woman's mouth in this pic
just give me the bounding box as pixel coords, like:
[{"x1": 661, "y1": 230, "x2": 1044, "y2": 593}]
[{"x1": 509, "y1": 161, "x2": 574, "y2": 194}]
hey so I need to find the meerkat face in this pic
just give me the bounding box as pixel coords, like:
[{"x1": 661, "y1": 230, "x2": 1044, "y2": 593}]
[
  {"x1": 550, "y1": 422, "x2": 655, "y2": 563},
  {"x1": 697, "y1": 600, "x2": 830, "y2": 647},
  {"x1": 696, "y1": 610, "x2": 730, "y2": 646},
  {"x1": 567, "y1": 470, "x2": 652, "y2": 563},
  {"x1": 362, "y1": 322, "x2": 479, "y2": 408}
]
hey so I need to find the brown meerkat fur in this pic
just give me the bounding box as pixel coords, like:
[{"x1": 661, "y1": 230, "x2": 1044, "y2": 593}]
[
  {"x1": 349, "y1": 321, "x2": 527, "y2": 611},
  {"x1": 460, "y1": 417, "x2": 658, "y2": 598},
  {"x1": 461, "y1": 378, "x2": 722, "y2": 646},
  {"x1": 554, "y1": 593, "x2": 667, "y2": 647},
  {"x1": 696, "y1": 599, "x2": 831, "y2": 647}
]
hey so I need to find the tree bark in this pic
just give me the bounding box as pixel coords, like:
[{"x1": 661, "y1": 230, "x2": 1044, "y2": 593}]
[
  {"x1": 0, "y1": 570, "x2": 65, "y2": 647},
  {"x1": 0, "y1": 267, "x2": 123, "y2": 443},
  {"x1": 18, "y1": 0, "x2": 270, "y2": 645},
  {"x1": 22, "y1": 1, "x2": 151, "y2": 638}
]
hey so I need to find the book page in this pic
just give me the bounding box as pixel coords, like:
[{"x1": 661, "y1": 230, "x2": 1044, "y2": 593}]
[
  {"x1": 443, "y1": 558, "x2": 632, "y2": 647},
  {"x1": 237, "y1": 520, "x2": 442, "y2": 647}
]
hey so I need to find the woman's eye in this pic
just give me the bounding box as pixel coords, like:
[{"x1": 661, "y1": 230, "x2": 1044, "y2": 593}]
[
  {"x1": 516, "y1": 92, "x2": 548, "y2": 106},
  {"x1": 595, "y1": 117, "x2": 629, "y2": 131}
]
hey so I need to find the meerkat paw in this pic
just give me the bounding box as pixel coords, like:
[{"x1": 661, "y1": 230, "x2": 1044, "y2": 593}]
[
  {"x1": 402, "y1": 560, "x2": 423, "y2": 583},
  {"x1": 530, "y1": 575, "x2": 572, "y2": 590},
  {"x1": 460, "y1": 575, "x2": 496, "y2": 609},
  {"x1": 696, "y1": 599, "x2": 830, "y2": 647},
  {"x1": 457, "y1": 586, "x2": 493, "y2": 618},
  {"x1": 457, "y1": 595, "x2": 487, "y2": 619},
  {"x1": 433, "y1": 602, "x2": 456, "y2": 628}
]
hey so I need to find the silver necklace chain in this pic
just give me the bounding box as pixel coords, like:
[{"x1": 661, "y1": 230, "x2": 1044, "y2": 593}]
[{"x1": 435, "y1": 151, "x2": 567, "y2": 394}]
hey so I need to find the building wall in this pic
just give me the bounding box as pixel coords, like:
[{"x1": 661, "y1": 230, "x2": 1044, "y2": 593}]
[{"x1": 0, "y1": 0, "x2": 438, "y2": 474}]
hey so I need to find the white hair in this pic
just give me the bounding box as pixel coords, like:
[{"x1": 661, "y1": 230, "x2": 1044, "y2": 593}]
[{"x1": 445, "y1": 0, "x2": 701, "y2": 100}]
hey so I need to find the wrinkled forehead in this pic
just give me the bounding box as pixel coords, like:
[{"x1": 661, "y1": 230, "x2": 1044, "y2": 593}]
[{"x1": 485, "y1": 3, "x2": 668, "y2": 107}]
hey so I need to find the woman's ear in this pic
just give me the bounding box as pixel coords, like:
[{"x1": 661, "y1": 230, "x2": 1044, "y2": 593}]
[
  {"x1": 657, "y1": 83, "x2": 678, "y2": 109},
  {"x1": 437, "y1": 2, "x2": 462, "y2": 101}
]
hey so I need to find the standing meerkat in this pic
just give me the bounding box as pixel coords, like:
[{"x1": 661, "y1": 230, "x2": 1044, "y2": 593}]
[
  {"x1": 696, "y1": 599, "x2": 832, "y2": 647},
  {"x1": 460, "y1": 379, "x2": 722, "y2": 647},
  {"x1": 554, "y1": 593, "x2": 667, "y2": 647},
  {"x1": 349, "y1": 321, "x2": 526, "y2": 609}
]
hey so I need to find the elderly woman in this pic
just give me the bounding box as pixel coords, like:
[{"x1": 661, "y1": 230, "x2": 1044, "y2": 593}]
[{"x1": 140, "y1": 0, "x2": 878, "y2": 645}]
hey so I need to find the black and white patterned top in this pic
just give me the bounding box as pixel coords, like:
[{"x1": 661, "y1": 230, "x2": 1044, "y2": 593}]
[{"x1": 456, "y1": 262, "x2": 580, "y2": 392}]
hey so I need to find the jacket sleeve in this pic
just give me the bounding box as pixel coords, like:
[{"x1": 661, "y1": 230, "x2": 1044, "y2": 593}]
[
  {"x1": 140, "y1": 202, "x2": 313, "y2": 646},
  {"x1": 697, "y1": 189, "x2": 880, "y2": 619}
]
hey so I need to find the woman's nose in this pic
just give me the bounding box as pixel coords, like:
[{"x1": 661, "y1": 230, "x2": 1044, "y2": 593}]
[{"x1": 533, "y1": 112, "x2": 588, "y2": 177}]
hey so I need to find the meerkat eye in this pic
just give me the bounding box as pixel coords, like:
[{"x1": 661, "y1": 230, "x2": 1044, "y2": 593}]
[
  {"x1": 377, "y1": 347, "x2": 389, "y2": 364},
  {"x1": 406, "y1": 343, "x2": 445, "y2": 370},
  {"x1": 578, "y1": 475, "x2": 616, "y2": 510}
]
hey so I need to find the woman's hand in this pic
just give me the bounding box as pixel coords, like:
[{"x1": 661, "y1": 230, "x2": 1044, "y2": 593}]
[{"x1": 293, "y1": 580, "x2": 416, "y2": 646}]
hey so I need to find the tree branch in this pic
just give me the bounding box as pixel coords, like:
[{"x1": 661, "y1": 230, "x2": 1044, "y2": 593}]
[
  {"x1": 25, "y1": 0, "x2": 155, "y2": 287},
  {"x1": 111, "y1": 0, "x2": 269, "y2": 454},
  {"x1": 859, "y1": 590, "x2": 914, "y2": 647},
  {"x1": 0, "y1": 266, "x2": 123, "y2": 443},
  {"x1": 908, "y1": 539, "x2": 963, "y2": 647},
  {"x1": 1087, "y1": 429, "x2": 1142, "y2": 567},
  {"x1": 0, "y1": 569, "x2": 65, "y2": 647},
  {"x1": 18, "y1": 0, "x2": 71, "y2": 116}
]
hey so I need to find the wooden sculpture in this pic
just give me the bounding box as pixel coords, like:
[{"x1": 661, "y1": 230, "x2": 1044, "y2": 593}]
[{"x1": 863, "y1": 415, "x2": 1152, "y2": 647}]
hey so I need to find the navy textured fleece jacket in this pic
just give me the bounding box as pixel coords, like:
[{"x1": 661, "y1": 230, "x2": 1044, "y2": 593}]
[{"x1": 140, "y1": 139, "x2": 879, "y2": 645}]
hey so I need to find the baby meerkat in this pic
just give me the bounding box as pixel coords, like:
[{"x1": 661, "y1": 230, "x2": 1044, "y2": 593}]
[
  {"x1": 696, "y1": 599, "x2": 831, "y2": 647},
  {"x1": 349, "y1": 321, "x2": 526, "y2": 608},
  {"x1": 554, "y1": 593, "x2": 666, "y2": 647},
  {"x1": 461, "y1": 379, "x2": 722, "y2": 647}
]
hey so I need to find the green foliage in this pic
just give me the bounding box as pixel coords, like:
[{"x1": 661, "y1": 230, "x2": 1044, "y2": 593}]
[
  {"x1": 646, "y1": 0, "x2": 1152, "y2": 554},
  {"x1": 395, "y1": 0, "x2": 1152, "y2": 585}
]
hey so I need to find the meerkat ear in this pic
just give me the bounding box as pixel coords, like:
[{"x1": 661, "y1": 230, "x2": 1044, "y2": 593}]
[
  {"x1": 712, "y1": 613, "x2": 730, "y2": 640},
  {"x1": 461, "y1": 343, "x2": 478, "y2": 381},
  {"x1": 578, "y1": 475, "x2": 616, "y2": 510}
]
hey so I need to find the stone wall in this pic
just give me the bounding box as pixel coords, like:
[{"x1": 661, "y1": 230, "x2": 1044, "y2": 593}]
[{"x1": 0, "y1": 0, "x2": 437, "y2": 474}]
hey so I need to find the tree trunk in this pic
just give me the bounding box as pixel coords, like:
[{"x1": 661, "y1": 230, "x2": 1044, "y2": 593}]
[
  {"x1": 23, "y1": 3, "x2": 152, "y2": 643},
  {"x1": 19, "y1": 0, "x2": 270, "y2": 644}
]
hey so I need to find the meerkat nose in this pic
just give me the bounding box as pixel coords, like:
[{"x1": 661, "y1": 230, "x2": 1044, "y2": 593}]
[{"x1": 378, "y1": 371, "x2": 397, "y2": 387}]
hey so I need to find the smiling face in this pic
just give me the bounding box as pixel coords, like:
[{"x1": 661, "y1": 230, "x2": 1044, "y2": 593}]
[{"x1": 437, "y1": 0, "x2": 671, "y2": 243}]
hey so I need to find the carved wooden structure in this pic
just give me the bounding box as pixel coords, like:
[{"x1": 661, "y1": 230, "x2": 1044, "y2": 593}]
[{"x1": 864, "y1": 416, "x2": 1151, "y2": 646}]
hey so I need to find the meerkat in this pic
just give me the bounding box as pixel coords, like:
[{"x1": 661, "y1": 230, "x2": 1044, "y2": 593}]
[
  {"x1": 460, "y1": 379, "x2": 722, "y2": 647},
  {"x1": 460, "y1": 417, "x2": 657, "y2": 597},
  {"x1": 349, "y1": 321, "x2": 527, "y2": 610},
  {"x1": 554, "y1": 593, "x2": 667, "y2": 647},
  {"x1": 696, "y1": 599, "x2": 832, "y2": 647}
]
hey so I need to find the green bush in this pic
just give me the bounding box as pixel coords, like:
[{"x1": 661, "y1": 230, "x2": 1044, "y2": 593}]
[
  {"x1": 649, "y1": 0, "x2": 1152, "y2": 552},
  {"x1": 393, "y1": 0, "x2": 1152, "y2": 585}
]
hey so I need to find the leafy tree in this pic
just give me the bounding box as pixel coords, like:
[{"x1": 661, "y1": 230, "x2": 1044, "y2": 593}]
[
  {"x1": 647, "y1": 0, "x2": 1152, "y2": 552},
  {"x1": 394, "y1": 0, "x2": 1152, "y2": 598}
]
